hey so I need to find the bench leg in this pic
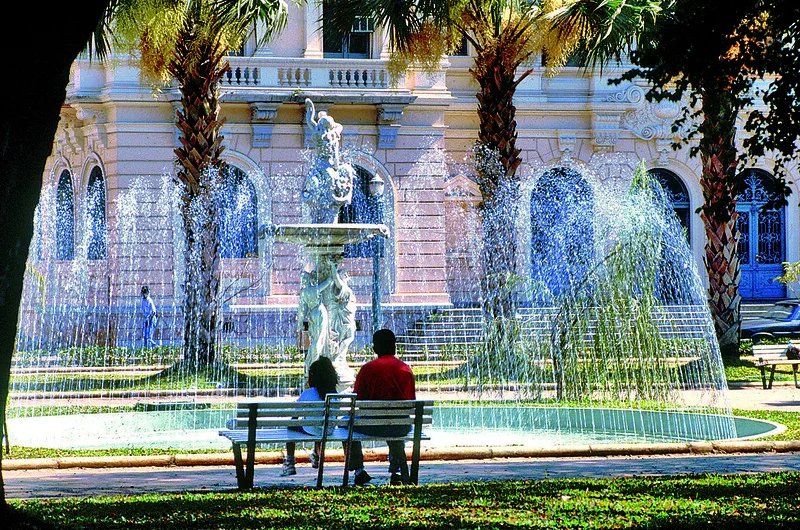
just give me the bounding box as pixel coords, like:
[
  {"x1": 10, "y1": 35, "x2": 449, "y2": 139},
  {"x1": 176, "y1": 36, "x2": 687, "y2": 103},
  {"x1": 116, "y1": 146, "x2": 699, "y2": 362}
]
[
  {"x1": 232, "y1": 444, "x2": 246, "y2": 490},
  {"x1": 410, "y1": 439, "x2": 421, "y2": 485},
  {"x1": 793, "y1": 365, "x2": 799, "y2": 388},
  {"x1": 759, "y1": 361, "x2": 767, "y2": 389},
  {"x1": 768, "y1": 365, "x2": 776, "y2": 390}
]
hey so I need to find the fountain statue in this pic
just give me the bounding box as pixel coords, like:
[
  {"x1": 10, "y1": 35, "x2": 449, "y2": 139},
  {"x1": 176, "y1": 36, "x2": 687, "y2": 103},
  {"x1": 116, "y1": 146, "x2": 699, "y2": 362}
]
[
  {"x1": 303, "y1": 100, "x2": 355, "y2": 223},
  {"x1": 262, "y1": 99, "x2": 389, "y2": 391}
]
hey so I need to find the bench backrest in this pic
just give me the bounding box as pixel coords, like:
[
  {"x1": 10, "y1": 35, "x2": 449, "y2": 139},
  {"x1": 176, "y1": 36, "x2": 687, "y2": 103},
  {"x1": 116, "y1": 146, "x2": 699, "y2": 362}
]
[
  {"x1": 228, "y1": 400, "x2": 329, "y2": 431},
  {"x1": 228, "y1": 396, "x2": 434, "y2": 431}
]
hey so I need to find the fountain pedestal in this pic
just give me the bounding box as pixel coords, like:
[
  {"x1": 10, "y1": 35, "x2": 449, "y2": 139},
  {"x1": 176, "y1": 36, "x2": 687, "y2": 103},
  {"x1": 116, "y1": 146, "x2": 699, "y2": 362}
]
[{"x1": 263, "y1": 223, "x2": 389, "y2": 391}]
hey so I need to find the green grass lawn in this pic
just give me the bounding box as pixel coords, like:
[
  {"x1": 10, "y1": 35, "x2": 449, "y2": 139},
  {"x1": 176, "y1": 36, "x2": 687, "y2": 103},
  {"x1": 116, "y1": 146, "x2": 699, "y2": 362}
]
[{"x1": 7, "y1": 473, "x2": 800, "y2": 529}]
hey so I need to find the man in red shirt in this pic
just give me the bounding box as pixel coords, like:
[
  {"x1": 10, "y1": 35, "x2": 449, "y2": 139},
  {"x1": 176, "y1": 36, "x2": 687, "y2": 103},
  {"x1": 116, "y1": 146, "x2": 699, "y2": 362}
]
[{"x1": 349, "y1": 328, "x2": 416, "y2": 486}]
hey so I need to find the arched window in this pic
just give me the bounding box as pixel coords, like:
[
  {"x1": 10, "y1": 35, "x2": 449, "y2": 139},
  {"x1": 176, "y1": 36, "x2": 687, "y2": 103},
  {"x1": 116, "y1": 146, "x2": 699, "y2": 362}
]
[
  {"x1": 55, "y1": 169, "x2": 75, "y2": 261},
  {"x1": 339, "y1": 165, "x2": 383, "y2": 258},
  {"x1": 86, "y1": 166, "x2": 107, "y2": 260},
  {"x1": 648, "y1": 168, "x2": 691, "y2": 239},
  {"x1": 530, "y1": 167, "x2": 594, "y2": 302},
  {"x1": 219, "y1": 165, "x2": 258, "y2": 259}
]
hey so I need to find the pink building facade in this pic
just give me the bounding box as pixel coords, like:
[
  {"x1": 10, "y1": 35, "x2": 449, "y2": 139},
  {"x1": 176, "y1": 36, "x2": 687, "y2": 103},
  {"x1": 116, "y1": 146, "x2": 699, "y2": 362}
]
[{"x1": 24, "y1": 5, "x2": 800, "y2": 349}]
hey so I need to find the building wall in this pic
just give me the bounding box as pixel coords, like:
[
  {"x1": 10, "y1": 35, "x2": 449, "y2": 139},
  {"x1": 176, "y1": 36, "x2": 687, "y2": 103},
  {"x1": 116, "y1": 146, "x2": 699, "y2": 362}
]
[{"x1": 31, "y1": 6, "x2": 800, "y2": 346}]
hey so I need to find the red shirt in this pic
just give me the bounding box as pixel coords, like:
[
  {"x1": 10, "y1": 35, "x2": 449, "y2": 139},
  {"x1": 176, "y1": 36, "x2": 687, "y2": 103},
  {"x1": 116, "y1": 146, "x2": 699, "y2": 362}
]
[{"x1": 354, "y1": 354, "x2": 416, "y2": 400}]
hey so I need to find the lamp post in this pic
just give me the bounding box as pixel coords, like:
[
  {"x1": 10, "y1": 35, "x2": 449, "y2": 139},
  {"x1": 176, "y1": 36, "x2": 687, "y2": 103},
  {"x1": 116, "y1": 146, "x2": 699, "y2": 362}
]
[{"x1": 369, "y1": 174, "x2": 385, "y2": 334}]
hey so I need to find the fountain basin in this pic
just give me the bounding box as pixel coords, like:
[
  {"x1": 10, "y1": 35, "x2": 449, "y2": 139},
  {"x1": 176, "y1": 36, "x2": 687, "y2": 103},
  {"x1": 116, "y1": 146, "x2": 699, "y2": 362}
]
[
  {"x1": 6, "y1": 406, "x2": 781, "y2": 451},
  {"x1": 265, "y1": 223, "x2": 389, "y2": 249}
]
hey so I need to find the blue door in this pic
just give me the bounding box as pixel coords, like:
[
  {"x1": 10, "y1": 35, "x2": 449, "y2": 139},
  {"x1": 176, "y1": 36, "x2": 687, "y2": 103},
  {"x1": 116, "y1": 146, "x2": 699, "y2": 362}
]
[{"x1": 736, "y1": 170, "x2": 786, "y2": 300}]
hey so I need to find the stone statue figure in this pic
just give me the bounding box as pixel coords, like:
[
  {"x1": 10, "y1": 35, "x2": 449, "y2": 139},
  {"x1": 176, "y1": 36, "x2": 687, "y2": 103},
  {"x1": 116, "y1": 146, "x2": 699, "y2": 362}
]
[
  {"x1": 297, "y1": 269, "x2": 334, "y2": 376},
  {"x1": 326, "y1": 264, "x2": 357, "y2": 391},
  {"x1": 302, "y1": 98, "x2": 355, "y2": 223}
]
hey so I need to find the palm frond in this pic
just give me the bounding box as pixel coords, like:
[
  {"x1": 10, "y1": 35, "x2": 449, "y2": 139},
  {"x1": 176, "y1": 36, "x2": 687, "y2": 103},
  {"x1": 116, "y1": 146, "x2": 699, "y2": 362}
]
[
  {"x1": 209, "y1": 0, "x2": 292, "y2": 44},
  {"x1": 543, "y1": 0, "x2": 663, "y2": 72},
  {"x1": 84, "y1": 0, "x2": 124, "y2": 61}
]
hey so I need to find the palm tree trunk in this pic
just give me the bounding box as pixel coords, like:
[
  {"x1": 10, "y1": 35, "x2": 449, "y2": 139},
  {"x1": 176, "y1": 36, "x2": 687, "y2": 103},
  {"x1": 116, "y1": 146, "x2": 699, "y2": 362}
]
[
  {"x1": 170, "y1": 25, "x2": 229, "y2": 367},
  {"x1": 698, "y1": 89, "x2": 741, "y2": 357},
  {"x1": 472, "y1": 51, "x2": 524, "y2": 321},
  {"x1": 462, "y1": 49, "x2": 528, "y2": 386}
]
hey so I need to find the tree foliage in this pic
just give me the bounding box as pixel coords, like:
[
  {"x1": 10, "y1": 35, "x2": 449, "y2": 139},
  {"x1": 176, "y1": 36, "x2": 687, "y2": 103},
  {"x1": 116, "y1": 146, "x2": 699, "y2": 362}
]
[
  {"x1": 619, "y1": 0, "x2": 800, "y2": 207},
  {"x1": 616, "y1": 0, "x2": 800, "y2": 355}
]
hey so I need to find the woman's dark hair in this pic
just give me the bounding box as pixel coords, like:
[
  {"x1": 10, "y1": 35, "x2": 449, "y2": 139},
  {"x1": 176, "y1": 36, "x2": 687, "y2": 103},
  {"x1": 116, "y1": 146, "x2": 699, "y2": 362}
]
[{"x1": 308, "y1": 356, "x2": 338, "y2": 399}]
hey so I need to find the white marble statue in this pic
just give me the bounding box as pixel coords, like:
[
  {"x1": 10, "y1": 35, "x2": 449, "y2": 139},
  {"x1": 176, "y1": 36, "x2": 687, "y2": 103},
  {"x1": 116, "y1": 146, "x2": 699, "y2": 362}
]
[
  {"x1": 297, "y1": 269, "x2": 334, "y2": 376},
  {"x1": 302, "y1": 98, "x2": 355, "y2": 223},
  {"x1": 327, "y1": 264, "x2": 357, "y2": 391}
]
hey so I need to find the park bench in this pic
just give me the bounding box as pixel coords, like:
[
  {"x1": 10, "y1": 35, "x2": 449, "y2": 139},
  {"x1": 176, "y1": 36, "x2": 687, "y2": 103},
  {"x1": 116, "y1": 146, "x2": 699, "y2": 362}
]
[
  {"x1": 218, "y1": 394, "x2": 434, "y2": 490},
  {"x1": 756, "y1": 357, "x2": 800, "y2": 389},
  {"x1": 752, "y1": 343, "x2": 800, "y2": 389}
]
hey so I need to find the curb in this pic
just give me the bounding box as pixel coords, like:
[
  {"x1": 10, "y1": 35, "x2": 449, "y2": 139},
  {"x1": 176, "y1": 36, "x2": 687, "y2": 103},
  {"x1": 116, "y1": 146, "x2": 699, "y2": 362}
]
[{"x1": 5, "y1": 440, "x2": 800, "y2": 471}]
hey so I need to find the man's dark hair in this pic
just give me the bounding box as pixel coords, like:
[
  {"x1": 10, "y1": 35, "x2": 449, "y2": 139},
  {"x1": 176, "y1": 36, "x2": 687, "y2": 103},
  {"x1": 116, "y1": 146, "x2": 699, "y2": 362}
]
[
  {"x1": 373, "y1": 328, "x2": 396, "y2": 356},
  {"x1": 141, "y1": 285, "x2": 150, "y2": 297}
]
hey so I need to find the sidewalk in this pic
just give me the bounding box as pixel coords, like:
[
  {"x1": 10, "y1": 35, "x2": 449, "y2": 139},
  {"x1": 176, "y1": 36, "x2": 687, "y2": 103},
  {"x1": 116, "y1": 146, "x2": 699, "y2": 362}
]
[{"x1": 6, "y1": 452, "x2": 800, "y2": 499}]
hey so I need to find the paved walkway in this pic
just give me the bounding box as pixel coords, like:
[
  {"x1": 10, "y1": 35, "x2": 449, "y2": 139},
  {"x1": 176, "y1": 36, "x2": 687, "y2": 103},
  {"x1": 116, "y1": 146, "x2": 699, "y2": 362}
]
[{"x1": 6, "y1": 453, "x2": 800, "y2": 499}]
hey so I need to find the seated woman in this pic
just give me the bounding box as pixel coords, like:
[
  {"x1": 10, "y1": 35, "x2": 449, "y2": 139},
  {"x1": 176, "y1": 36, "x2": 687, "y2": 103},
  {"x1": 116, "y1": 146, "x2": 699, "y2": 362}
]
[{"x1": 281, "y1": 356, "x2": 339, "y2": 476}]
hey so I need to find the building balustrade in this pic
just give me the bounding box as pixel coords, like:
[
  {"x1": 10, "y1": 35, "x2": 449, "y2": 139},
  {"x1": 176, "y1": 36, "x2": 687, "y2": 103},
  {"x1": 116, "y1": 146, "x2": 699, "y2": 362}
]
[{"x1": 220, "y1": 57, "x2": 401, "y2": 91}]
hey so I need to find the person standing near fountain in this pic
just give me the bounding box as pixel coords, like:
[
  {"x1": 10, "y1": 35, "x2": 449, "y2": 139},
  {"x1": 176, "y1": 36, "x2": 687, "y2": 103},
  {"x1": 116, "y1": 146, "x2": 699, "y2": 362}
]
[
  {"x1": 347, "y1": 329, "x2": 416, "y2": 486},
  {"x1": 297, "y1": 270, "x2": 334, "y2": 376},
  {"x1": 139, "y1": 285, "x2": 157, "y2": 348}
]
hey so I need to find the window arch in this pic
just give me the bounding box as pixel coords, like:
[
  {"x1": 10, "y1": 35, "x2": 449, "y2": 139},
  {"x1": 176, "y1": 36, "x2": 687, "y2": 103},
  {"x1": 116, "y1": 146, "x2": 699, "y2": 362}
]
[
  {"x1": 530, "y1": 167, "x2": 594, "y2": 302},
  {"x1": 338, "y1": 165, "x2": 383, "y2": 258},
  {"x1": 648, "y1": 168, "x2": 690, "y2": 238},
  {"x1": 86, "y1": 166, "x2": 107, "y2": 260},
  {"x1": 219, "y1": 165, "x2": 258, "y2": 259},
  {"x1": 56, "y1": 169, "x2": 75, "y2": 261}
]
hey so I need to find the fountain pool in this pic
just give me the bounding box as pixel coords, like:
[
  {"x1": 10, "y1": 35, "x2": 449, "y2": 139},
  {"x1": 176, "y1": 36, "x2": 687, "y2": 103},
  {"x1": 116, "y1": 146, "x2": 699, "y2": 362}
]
[
  {"x1": 6, "y1": 406, "x2": 781, "y2": 451},
  {"x1": 11, "y1": 105, "x2": 745, "y2": 454}
]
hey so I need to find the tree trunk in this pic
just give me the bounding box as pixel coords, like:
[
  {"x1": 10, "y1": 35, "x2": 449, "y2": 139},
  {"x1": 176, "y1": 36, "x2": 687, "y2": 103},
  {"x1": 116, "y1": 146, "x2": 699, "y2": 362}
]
[
  {"x1": 0, "y1": 1, "x2": 109, "y2": 510},
  {"x1": 698, "y1": 88, "x2": 741, "y2": 357},
  {"x1": 170, "y1": 26, "x2": 229, "y2": 367},
  {"x1": 471, "y1": 52, "x2": 525, "y2": 321},
  {"x1": 462, "y1": 49, "x2": 528, "y2": 390}
]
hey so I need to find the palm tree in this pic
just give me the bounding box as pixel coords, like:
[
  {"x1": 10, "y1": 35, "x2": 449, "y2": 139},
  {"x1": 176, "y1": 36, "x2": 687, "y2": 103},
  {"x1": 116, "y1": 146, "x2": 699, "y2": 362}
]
[
  {"x1": 325, "y1": 0, "x2": 661, "y2": 322},
  {"x1": 103, "y1": 0, "x2": 292, "y2": 366},
  {"x1": 619, "y1": 0, "x2": 787, "y2": 357}
]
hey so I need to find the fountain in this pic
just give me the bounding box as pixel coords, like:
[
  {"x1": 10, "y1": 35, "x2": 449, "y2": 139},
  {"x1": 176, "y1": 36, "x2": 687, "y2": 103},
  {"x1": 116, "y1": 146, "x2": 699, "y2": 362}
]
[
  {"x1": 5, "y1": 104, "x2": 782, "y2": 452},
  {"x1": 259, "y1": 99, "x2": 389, "y2": 391}
]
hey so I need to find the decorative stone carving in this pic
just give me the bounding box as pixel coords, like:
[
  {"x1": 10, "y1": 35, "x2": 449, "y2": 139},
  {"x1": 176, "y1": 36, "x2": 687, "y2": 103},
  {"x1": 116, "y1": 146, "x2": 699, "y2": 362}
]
[
  {"x1": 620, "y1": 99, "x2": 687, "y2": 141},
  {"x1": 377, "y1": 103, "x2": 406, "y2": 149},
  {"x1": 251, "y1": 102, "x2": 280, "y2": 147},
  {"x1": 303, "y1": 99, "x2": 332, "y2": 147},
  {"x1": 251, "y1": 102, "x2": 279, "y2": 122},
  {"x1": 606, "y1": 84, "x2": 645, "y2": 104},
  {"x1": 558, "y1": 133, "x2": 577, "y2": 164},
  {"x1": 302, "y1": 98, "x2": 355, "y2": 223}
]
